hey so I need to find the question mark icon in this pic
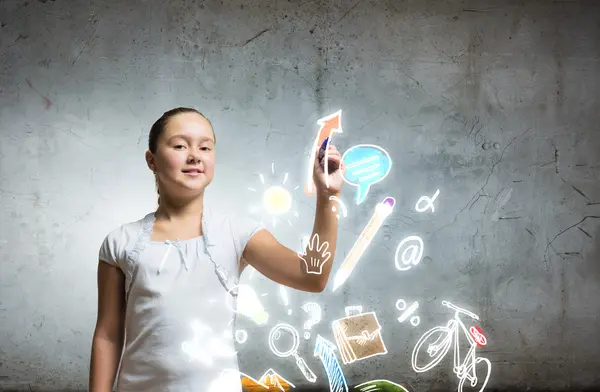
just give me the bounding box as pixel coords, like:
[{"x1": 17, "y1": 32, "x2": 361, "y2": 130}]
[{"x1": 301, "y1": 302, "x2": 322, "y2": 339}]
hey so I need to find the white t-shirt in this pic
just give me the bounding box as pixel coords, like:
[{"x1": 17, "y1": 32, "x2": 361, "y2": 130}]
[{"x1": 98, "y1": 208, "x2": 263, "y2": 392}]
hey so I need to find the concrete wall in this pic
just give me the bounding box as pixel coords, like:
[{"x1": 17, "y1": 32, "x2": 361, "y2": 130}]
[{"x1": 1, "y1": 0, "x2": 599, "y2": 390}]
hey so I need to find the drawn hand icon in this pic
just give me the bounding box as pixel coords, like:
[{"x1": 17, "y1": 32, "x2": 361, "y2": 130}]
[{"x1": 298, "y1": 233, "x2": 331, "y2": 275}]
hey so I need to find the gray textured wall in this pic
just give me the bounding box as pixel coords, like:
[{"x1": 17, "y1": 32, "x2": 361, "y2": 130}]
[{"x1": 1, "y1": 0, "x2": 600, "y2": 390}]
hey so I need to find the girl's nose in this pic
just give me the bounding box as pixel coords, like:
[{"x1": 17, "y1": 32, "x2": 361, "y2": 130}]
[{"x1": 188, "y1": 155, "x2": 201, "y2": 164}]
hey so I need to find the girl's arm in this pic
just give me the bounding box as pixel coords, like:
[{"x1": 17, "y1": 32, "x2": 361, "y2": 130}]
[
  {"x1": 243, "y1": 142, "x2": 345, "y2": 293},
  {"x1": 243, "y1": 192, "x2": 339, "y2": 292},
  {"x1": 89, "y1": 261, "x2": 126, "y2": 392}
]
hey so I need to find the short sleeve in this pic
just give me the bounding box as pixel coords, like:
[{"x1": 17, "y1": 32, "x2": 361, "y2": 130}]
[
  {"x1": 231, "y1": 215, "x2": 264, "y2": 260},
  {"x1": 98, "y1": 226, "x2": 126, "y2": 268}
]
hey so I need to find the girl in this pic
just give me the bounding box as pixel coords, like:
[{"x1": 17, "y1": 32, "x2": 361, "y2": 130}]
[{"x1": 89, "y1": 107, "x2": 345, "y2": 392}]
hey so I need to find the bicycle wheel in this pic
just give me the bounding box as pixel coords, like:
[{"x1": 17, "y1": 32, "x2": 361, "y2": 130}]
[
  {"x1": 457, "y1": 357, "x2": 491, "y2": 392},
  {"x1": 411, "y1": 326, "x2": 452, "y2": 373}
]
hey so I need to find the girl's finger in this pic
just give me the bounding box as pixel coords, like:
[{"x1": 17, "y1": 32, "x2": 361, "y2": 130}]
[
  {"x1": 326, "y1": 150, "x2": 340, "y2": 158},
  {"x1": 318, "y1": 146, "x2": 335, "y2": 154},
  {"x1": 319, "y1": 149, "x2": 339, "y2": 160}
]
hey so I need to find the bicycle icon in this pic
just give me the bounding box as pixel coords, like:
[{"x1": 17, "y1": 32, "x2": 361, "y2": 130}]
[{"x1": 411, "y1": 301, "x2": 492, "y2": 392}]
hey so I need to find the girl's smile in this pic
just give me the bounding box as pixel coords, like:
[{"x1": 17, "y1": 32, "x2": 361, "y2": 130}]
[{"x1": 183, "y1": 171, "x2": 202, "y2": 177}]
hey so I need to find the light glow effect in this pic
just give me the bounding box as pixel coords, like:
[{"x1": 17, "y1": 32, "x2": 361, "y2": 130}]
[
  {"x1": 249, "y1": 161, "x2": 299, "y2": 228},
  {"x1": 344, "y1": 305, "x2": 363, "y2": 316},
  {"x1": 329, "y1": 195, "x2": 348, "y2": 219},
  {"x1": 258, "y1": 368, "x2": 297, "y2": 391},
  {"x1": 341, "y1": 144, "x2": 392, "y2": 205},
  {"x1": 269, "y1": 323, "x2": 317, "y2": 383},
  {"x1": 332, "y1": 197, "x2": 396, "y2": 291},
  {"x1": 181, "y1": 320, "x2": 236, "y2": 365},
  {"x1": 263, "y1": 186, "x2": 293, "y2": 215},
  {"x1": 306, "y1": 110, "x2": 344, "y2": 195},
  {"x1": 394, "y1": 236, "x2": 424, "y2": 272},
  {"x1": 213, "y1": 369, "x2": 268, "y2": 392},
  {"x1": 332, "y1": 308, "x2": 388, "y2": 365},
  {"x1": 248, "y1": 266, "x2": 257, "y2": 280},
  {"x1": 314, "y1": 335, "x2": 349, "y2": 392},
  {"x1": 300, "y1": 234, "x2": 311, "y2": 254},
  {"x1": 411, "y1": 301, "x2": 492, "y2": 392},
  {"x1": 301, "y1": 302, "x2": 322, "y2": 339},
  {"x1": 469, "y1": 326, "x2": 487, "y2": 347},
  {"x1": 415, "y1": 189, "x2": 440, "y2": 213},
  {"x1": 226, "y1": 284, "x2": 269, "y2": 325},
  {"x1": 298, "y1": 233, "x2": 332, "y2": 275},
  {"x1": 279, "y1": 285, "x2": 292, "y2": 316},
  {"x1": 395, "y1": 299, "x2": 420, "y2": 326},
  {"x1": 355, "y1": 379, "x2": 410, "y2": 392},
  {"x1": 235, "y1": 330, "x2": 248, "y2": 344}
]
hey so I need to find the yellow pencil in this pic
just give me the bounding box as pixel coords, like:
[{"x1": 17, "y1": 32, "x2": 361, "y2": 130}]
[{"x1": 332, "y1": 196, "x2": 396, "y2": 291}]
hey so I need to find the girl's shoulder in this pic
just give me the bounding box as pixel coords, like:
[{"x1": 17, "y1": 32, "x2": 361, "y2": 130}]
[
  {"x1": 99, "y1": 213, "x2": 152, "y2": 265},
  {"x1": 104, "y1": 213, "x2": 152, "y2": 243}
]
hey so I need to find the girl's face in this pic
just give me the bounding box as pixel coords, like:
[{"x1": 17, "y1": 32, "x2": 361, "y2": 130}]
[{"x1": 147, "y1": 112, "x2": 216, "y2": 197}]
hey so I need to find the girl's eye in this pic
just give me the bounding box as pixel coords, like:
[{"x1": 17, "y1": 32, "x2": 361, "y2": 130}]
[
  {"x1": 201, "y1": 147, "x2": 211, "y2": 151},
  {"x1": 174, "y1": 145, "x2": 185, "y2": 149}
]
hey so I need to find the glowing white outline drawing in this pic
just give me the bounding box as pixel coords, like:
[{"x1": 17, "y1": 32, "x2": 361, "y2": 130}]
[
  {"x1": 235, "y1": 329, "x2": 248, "y2": 344},
  {"x1": 300, "y1": 234, "x2": 311, "y2": 254},
  {"x1": 301, "y1": 302, "x2": 322, "y2": 339},
  {"x1": 331, "y1": 308, "x2": 388, "y2": 365},
  {"x1": 344, "y1": 305, "x2": 363, "y2": 316},
  {"x1": 279, "y1": 285, "x2": 292, "y2": 315},
  {"x1": 394, "y1": 236, "x2": 424, "y2": 272},
  {"x1": 225, "y1": 284, "x2": 269, "y2": 325},
  {"x1": 332, "y1": 197, "x2": 396, "y2": 291},
  {"x1": 314, "y1": 335, "x2": 349, "y2": 392},
  {"x1": 411, "y1": 301, "x2": 492, "y2": 392},
  {"x1": 329, "y1": 195, "x2": 348, "y2": 219},
  {"x1": 258, "y1": 368, "x2": 297, "y2": 391},
  {"x1": 415, "y1": 189, "x2": 440, "y2": 213},
  {"x1": 341, "y1": 144, "x2": 393, "y2": 205},
  {"x1": 306, "y1": 110, "x2": 344, "y2": 195},
  {"x1": 269, "y1": 323, "x2": 317, "y2": 383},
  {"x1": 354, "y1": 379, "x2": 410, "y2": 392},
  {"x1": 298, "y1": 233, "x2": 332, "y2": 275},
  {"x1": 395, "y1": 299, "x2": 421, "y2": 326}
]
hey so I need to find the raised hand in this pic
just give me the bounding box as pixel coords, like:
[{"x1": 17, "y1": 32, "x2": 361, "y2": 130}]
[{"x1": 313, "y1": 140, "x2": 345, "y2": 197}]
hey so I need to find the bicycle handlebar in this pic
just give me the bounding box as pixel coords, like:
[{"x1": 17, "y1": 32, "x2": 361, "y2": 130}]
[{"x1": 441, "y1": 300, "x2": 480, "y2": 320}]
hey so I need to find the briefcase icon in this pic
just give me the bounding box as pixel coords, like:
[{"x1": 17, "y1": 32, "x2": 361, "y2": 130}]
[{"x1": 332, "y1": 307, "x2": 388, "y2": 365}]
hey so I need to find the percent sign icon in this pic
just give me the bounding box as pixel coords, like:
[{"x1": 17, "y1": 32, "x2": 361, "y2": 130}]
[{"x1": 396, "y1": 299, "x2": 420, "y2": 326}]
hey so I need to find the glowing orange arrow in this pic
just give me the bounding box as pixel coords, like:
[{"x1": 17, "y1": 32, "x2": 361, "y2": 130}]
[{"x1": 305, "y1": 110, "x2": 343, "y2": 196}]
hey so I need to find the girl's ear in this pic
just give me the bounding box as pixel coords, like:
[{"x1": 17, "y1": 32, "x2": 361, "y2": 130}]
[{"x1": 145, "y1": 150, "x2": 156, "y2": 172}]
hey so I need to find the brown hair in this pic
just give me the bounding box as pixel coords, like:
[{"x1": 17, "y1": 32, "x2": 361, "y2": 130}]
[{"x1": 149, "y1": 107, "x2": 215, "y2": 205}]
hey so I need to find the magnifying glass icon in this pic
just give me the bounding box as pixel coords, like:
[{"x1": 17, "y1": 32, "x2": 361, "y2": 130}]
[{"x1": 268, "y1": 323, "x2": 317, "y2": 383}]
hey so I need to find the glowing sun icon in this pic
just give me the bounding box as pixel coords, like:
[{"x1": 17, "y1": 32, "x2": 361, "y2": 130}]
[
  {"x1": 263, "y1": 186, "x2": 292, "y2": 215},
  {"x1": 248, "y1": 162, "x2": 299, "y2": 227}
]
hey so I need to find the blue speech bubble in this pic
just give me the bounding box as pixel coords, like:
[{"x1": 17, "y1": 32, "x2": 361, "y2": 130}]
[{"x1": 341, "y1": 144, "x2": 392, "y2": 205}]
